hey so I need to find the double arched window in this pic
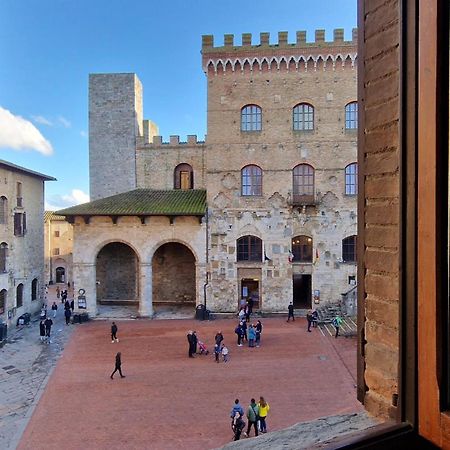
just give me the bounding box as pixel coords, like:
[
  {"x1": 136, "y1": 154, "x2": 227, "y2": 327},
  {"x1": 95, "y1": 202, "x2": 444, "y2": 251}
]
[
  {"x1": 293, "y1": 164, "x2": 315, "y2": 203},
  {"x1": 292, "y1": 236, "x2": 313, "y2": 262},
  {"x1": 0, "y1": 243, "x2": 7, "y2": 273},
  {"x1": 241, "y1": 165, "x2": 262, "y2": 196},
  {"x1": 345, "y1": 163, "x2": 358, "y2": 195},
  {"x1": 174, "y1": 163, "x2": 193, "y2": 190},
  {"x1": 342, "y1": 235, "x2": 357, "y2": 262},
  {"x1": 345, "y1": 102, "x2": 358, "y2": 129},
  {"x1": 293, "y1": 103, "x2": 314, "y2": 131},
  {"x1": 16, "y1": 283, "x2": 23, "y2": 308},
  {"x1": 241, "y1": 104, "x2": 262, "y2": 131},
  {"x1": 237, "y1": 235, "x2": 262, "y2": 262}
]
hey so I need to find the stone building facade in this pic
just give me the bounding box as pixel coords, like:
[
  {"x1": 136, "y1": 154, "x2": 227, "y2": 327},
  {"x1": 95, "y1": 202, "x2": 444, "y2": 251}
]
[
  {"x1": 44, "y1": 211, "x2": 73, "y2": 285},
  {"x1": 59, "y1": 29, "x2": 358, "y2": 316},
  {"x1": 0, "y1": 160, "x2": 55, "y2": 326}
]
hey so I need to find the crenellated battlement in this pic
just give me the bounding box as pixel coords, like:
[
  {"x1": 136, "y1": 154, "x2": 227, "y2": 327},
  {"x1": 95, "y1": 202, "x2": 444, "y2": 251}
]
[
  {"x1": 137, "y1": 134, "x2": 206, "y2": 148},
  {"x1": 202, "y1": 29, "x2": 357, "y2": 75}
]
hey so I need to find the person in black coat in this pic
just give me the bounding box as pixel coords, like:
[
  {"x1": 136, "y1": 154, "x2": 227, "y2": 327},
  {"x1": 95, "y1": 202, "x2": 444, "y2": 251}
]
[
  {"x1": 192, "y1": 331, "x2": 198, "y2": 354},
  {"x1": 64, "y1": 308, "x2": 71, "y2": 325},
  {"x1": 44, "y1": 317, "x2": 53, "y2": 343},
  {"x1": 187, "y1": 330, "x2": 195, "y2": 357},
  {"x1": 111, "y1": 322, "x2": 119, "y2": 343},
  {"x1": 215, "y1": 331, "x2": 224, "y2": 346},
  {"x1": 110, "y1": 352, "x2": 125, "y2": 379},
  {"x1": 287, "y1": 302, "x2": 295, "y2": 322},
  {"x1": 39, "y1": 320, "x2": 46, "y2": 342}
]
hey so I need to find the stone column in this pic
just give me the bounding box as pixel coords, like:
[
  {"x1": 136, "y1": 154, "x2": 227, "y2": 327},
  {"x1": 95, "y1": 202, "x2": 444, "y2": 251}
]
[
  {"x1": 196, "y1": 262, "x2": 207, "y2": 307},
  {"x1": 139, "y1": 262, "x2": 153, "y2": 317},
  {"x1": 72, "y1": 262, "x2": 97, "y2": 316}
]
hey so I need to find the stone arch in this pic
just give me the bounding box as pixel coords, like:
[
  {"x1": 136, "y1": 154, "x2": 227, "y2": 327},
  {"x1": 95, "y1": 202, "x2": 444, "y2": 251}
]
[
  {"x1": 279, "y1": 57, "x2": 288, "y2": 71},
  {"x1": 288, "y1": 57, "x2": 297, "y2": 71},
  {"x1": 152, "y1": 241, "x2": 196, "y2": 305},
  {"x1": 260, "y1": 58, "x2": 269, "y2": 72},
  {"x1": 55, "y1": 267, "x2": 66, "y2": 283},
  {"x1": 96, "y1": 241, "x2": 139, "y2": 306},
  {"x1": 216, "y1": 60, "x2": 224, "y2": 75}
]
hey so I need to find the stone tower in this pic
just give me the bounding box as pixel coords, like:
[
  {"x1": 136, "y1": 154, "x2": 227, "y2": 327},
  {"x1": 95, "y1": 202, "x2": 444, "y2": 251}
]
[{"x1": 89, "y1": 73, "x2": 143, "y2": 200}]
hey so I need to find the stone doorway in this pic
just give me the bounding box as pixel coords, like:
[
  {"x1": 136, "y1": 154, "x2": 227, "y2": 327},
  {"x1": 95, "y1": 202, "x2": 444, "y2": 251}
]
[
  {"x1": 152, "y1": 242, "x2": 196, "y2": 307},
  {"x1": 293, "y1": 274, "x2": 312, "y2": 309},
  {"x1": 55, "y1": 266, "x2": 65, "y2": 283},
  {"x1": 96, "y1": 242, "x2": 139, "y2": 306}
]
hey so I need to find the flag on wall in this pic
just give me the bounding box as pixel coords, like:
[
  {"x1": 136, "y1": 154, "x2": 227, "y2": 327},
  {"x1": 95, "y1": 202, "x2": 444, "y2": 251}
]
[
  {"x1": 314, "y1": 248, "x2": 320, "y2": 264},
  {"x1": 288, "y1": 250, "x2": 294, "y2": 263}
]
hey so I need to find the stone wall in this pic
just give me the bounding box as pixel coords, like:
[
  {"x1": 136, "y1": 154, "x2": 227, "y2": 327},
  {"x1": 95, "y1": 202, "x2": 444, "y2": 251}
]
[
  {"x1": 360, "y1": 0, "x2": 401, "y2": 419},
  {"x1": 136, "y1": 135, "x2": 206, "y2": 190},
  {"x1": 152, "y1": 242, "x2": 196, "y2": 303},
  {"x1": 70, "y1": 215, "x2": 206, "y2": 316},
  {"x1": 0, "y1": 166, "x2": 47, "y2": 325},
  {"x1": 203, "y1": 34, "x2": 358, "y2": 310},
  {"x1": 89, "y1": 73, "x2": 142, "y2": 200},
  {"x1": 96, "y1": 242, "x2": 138, "y2": 301}
]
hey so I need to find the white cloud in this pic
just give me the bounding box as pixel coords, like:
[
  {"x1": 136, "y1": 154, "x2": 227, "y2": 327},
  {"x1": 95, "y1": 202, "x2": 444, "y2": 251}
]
[
  {"x1": 80, "y1": 130, "x2": 87, "y2": 138},
  {"x1": 46, "y1": 189, "x2": 90, "y2": 210},
  {"x1": 31, "y1": 115, "x2": 53, "y2": 126},
  {"x1": 0, "y1": 106, "x2": 53, "y2": 155},
  {"x1": 58, "y1": 116, "x2": 71, "y2": 128}
]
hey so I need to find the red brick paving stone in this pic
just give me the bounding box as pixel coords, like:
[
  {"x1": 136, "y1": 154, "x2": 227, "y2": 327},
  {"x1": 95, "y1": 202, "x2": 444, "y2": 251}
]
[{"x1": 18, "y1": 318, "x2": 362, "y2": 450}]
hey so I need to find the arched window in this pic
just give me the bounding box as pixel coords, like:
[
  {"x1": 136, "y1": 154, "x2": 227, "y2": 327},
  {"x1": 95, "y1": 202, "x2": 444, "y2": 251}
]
[
  {"x1": 292, "y1": 236, "x2": 313, "y2": 262},
  {"x1": 31, "y1": 278, "x2": 38, "y2": 301},
  {"x1": 237, "y1": 235, "x2": 262, "y2": 262},
  {"x1": 0, "y1": 289, "x2": 6, "y2": 314},
  {"x1": 345, "y1": 163, "x2": 358, "y2": 195},
  {"x1": 241, "y1": 165, "x2": 262, "y2": 196},
  {"x1": 16, "y1": 283, "x2": 23, "y2": 308},
  {"x1": 342, "y1": 235, "x2": 357, "y2": 262},
  {"x1": 0, "y1": 196, "x2": 7, "y2": 224},
  {"x1": 293, "y1": 103, "x2": 314, "y2": 131},
  {"x1": 0, "y1": 243, "x2": 7, "y2": 273},
  {"x1": 345, "y1": 101, "x2": 358, "y2": 129},
  {"x1": 241, "y1": 104, "x2": 262, "y2": 131},
  {"x1": 293, "y1": 164, "x2": 315, "y2": 203},
  {"x1": 174, "y1": 163, "x2": 193, "y2": 190}
]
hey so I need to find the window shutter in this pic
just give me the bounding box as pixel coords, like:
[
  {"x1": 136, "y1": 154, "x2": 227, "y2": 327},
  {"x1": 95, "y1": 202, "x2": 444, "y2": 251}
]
[{"x1": 23, "y1": 212, "x2": 26, "y2": 234}]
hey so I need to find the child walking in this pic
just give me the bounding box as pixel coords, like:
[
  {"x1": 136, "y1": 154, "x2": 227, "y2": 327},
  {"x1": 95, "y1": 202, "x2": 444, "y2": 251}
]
[{"x1": 221, "y1": 343, "x2": 229, "y2": 362}]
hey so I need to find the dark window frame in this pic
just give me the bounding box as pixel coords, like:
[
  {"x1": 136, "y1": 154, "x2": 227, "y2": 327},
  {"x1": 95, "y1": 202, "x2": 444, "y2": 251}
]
[
  {"x1": 343, "y1": 235, "x2": 357, "y2": 263},
  {"x1": 16, "y1": 283, "x2": 23, "y2": 308},
  {"x1": 0, "y1": 196, "x2": 7, "y2": 224},
  {"x1": 292, "y1": 235, "x2": 313, "y2": 262},
  {"x1": 0, "y1": 289, "x2": 6, "y2": 314},
  {"x1": 237, "y1": 235, "x2": 263, "y2": 262},
  {"x1": 0, "y1": 242, "x2": 7, "y2": 272},
  {"x1": 31, "y1": 278, "x2": 38, "y2": 301},
  {"x1": 293, "y1": 164, "x2": 315, "y2": 199}
]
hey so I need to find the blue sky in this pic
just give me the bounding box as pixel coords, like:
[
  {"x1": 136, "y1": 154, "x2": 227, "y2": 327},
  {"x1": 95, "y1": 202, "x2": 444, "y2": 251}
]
[{"x1": 0, "y1": 0, "x2": 356, "y2": 209}]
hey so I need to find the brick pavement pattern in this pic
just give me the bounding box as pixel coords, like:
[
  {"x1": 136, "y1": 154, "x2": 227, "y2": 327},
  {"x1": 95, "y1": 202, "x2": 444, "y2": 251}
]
[{"x1": 18, "y1": 317, "x2": 361, "y2": 450}]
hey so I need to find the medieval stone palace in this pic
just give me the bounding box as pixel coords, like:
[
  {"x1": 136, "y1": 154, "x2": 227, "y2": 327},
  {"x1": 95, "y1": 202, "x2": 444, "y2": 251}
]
[{"x1": 59, "y1": 29, "x2": 358, "y2": 316}]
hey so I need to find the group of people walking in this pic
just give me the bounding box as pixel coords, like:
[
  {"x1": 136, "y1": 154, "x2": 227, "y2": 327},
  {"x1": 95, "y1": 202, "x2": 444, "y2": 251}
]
[{"x1": 230, "y1": 397, "x2": 270, "y2": 441}]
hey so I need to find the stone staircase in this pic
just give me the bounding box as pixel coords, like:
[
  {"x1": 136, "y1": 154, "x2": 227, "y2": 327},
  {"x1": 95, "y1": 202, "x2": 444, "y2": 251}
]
[{"x1": 315, "y1": 298, "x2": 357, "y2": 337}]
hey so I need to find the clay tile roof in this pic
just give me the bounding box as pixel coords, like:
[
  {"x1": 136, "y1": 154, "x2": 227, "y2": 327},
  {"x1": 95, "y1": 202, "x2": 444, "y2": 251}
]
[
  {"x1": 44, "y1": 211, "x2": 67, "y2": 222},
  {"x1": 56, "y1": 189, "x2": 207, "y2": 217}
]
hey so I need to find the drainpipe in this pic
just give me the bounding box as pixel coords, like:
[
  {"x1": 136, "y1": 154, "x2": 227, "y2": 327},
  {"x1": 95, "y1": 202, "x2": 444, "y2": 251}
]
[{"x1": 203, "y1": 207, "x2": 209, "y2": 318}]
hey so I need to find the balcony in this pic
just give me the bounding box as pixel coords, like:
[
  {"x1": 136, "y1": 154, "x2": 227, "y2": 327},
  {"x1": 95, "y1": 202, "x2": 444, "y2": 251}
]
[{"x1": 287, "y1": 191, "x2": 319, "y2": 206}]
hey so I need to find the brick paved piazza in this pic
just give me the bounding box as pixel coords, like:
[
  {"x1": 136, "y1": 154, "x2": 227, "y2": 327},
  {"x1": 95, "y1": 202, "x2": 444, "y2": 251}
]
[{"x1": 18, "y1": 318, "x2": 362, "y2": 450}]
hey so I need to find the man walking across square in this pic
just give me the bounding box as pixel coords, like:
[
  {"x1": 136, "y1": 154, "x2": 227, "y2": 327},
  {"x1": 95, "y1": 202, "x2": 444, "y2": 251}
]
[{"x1": 287, "y1": 302, "x2": 295, "y2": 322}]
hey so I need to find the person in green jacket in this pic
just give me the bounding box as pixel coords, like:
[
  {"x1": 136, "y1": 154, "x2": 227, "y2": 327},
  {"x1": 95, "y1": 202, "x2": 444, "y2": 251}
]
[
  {"x1": 244, "y1": 398, "x2": 259, "y2": 437},
  {"x1": 333, "y1": 315, "x2": 343, "y2": 338}
]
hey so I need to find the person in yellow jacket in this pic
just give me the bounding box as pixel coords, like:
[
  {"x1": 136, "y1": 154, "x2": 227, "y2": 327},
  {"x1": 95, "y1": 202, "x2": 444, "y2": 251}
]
[{"x1": 257, "y1": 396, "x2": 270, "y2": 433}]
